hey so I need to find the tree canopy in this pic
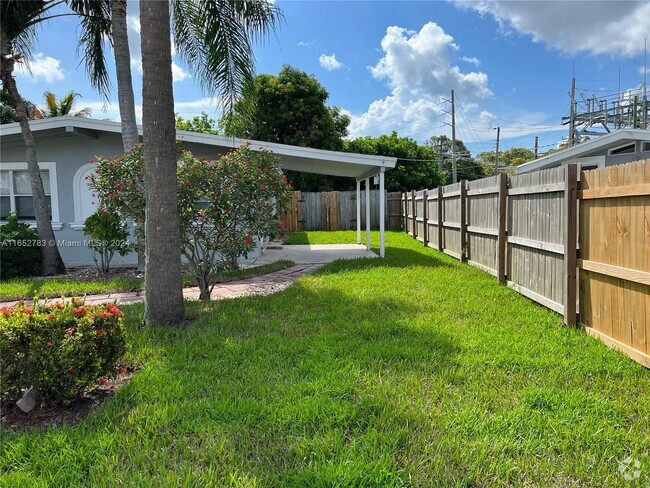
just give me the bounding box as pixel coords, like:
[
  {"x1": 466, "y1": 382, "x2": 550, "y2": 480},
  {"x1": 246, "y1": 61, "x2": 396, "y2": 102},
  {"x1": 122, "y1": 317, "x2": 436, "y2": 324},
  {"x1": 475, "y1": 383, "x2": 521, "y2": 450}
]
[
  {"x1": 344, "y1": 132, "x2": 445, "y2": 192},
  {"x1": 426, "y1": 135, "x2": 485, "y2": 182},
  {"x1": 476, "y1": 147, "x2": 536, "y2": 176},
  {"x1": 175, "y1": 111, "x2": 220, "y2": 135}
]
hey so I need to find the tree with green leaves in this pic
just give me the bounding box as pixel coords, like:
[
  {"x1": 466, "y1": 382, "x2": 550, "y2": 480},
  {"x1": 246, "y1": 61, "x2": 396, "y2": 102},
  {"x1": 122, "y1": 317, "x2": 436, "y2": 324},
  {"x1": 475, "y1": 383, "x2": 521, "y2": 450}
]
[
  {"x1": 476, "y1": 147, "x2": 536, "y2": 176},
  {"x1": 344, "y1": 132, "x2": 445, "y2": 192},
  {"x1": 176, "y1": 111, "x2": 220, "y2": 135},
  {"x1": 136, "y1": 0, "x2": 282, "y2": 325},
  {"x1": 221, "y1": 65, "x2": 350, "y2": 191},
  {"x1": 426, "y1": 135, "x2": 484, "y2": 182}
]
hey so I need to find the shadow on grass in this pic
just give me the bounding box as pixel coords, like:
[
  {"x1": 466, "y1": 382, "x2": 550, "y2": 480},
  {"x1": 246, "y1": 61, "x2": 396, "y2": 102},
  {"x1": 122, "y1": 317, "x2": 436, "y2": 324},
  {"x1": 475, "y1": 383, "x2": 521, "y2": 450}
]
[{"x1": 1, "y1": 284, "x2": 459, "y2": 486}]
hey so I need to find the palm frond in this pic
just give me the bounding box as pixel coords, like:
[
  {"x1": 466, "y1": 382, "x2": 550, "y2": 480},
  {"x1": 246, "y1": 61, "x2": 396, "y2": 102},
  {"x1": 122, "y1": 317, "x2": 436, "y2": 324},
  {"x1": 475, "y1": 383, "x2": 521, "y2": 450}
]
[
  {"x1": 0, "y1": 0, "x2": 52, "y2": 58},
  {"x1": 171, "y1": 0, "x2": 282, "y2": 116},
  {"x1": 67, "y1": 0, "x2": 112, "y2": 99}
]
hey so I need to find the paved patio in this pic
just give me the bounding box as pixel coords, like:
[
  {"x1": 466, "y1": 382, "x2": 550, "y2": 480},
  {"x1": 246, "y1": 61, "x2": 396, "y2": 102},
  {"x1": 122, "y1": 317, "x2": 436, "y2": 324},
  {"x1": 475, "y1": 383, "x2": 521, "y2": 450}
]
[{"x1": 246, "y1": 244, "x2": 378, "y2": 265}]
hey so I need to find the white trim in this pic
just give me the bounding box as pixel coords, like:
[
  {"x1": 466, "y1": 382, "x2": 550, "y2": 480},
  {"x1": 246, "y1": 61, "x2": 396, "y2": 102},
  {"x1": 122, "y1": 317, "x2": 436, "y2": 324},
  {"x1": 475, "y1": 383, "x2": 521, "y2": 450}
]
[
  {"x1": 607, "y1": 141, "x2": 636, "y2": 156},
  {"x1": 70, "y1": 222, "x2": 85, "y2": 230},
  {"x1": 72, "y1": 163, "x2": 95, "y2": 223},
  {"x1": 0, "y1": 161, "x2": 60, "y2": 222},
  {"x1": 0, "y1": 221, "x2": 63, "y2": 230},
  {"x1": 515, "y1": 129, "x2": 650, "y2": 174},
  {"x1": 0, "y1": 116, "x2": 398, "y2": 177}
]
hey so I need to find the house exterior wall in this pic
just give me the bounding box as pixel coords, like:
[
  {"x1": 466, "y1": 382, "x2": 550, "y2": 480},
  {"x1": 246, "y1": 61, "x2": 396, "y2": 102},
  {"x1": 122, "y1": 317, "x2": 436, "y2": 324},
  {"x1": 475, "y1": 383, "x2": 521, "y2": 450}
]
[{"x1": 0, "y1": 130, "x2": 263, "y2": 267}]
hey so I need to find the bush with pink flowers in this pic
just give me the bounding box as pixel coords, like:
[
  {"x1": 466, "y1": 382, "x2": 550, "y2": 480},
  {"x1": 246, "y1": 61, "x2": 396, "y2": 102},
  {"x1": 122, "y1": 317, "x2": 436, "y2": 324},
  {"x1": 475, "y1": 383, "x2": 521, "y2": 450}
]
[{"x1": 89, "y1": 144, "x2": 292, "y2": 300}]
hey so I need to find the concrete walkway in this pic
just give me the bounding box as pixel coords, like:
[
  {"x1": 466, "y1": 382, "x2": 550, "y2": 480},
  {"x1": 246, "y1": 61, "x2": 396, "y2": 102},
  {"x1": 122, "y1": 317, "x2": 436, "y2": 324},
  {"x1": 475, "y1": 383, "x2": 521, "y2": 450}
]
[
  {"x1": 246, "y1": 244, "x2": 378, "y2": 265},
  {"x1": 1, "y1": 245, "x2": 377, "y2": 308}
]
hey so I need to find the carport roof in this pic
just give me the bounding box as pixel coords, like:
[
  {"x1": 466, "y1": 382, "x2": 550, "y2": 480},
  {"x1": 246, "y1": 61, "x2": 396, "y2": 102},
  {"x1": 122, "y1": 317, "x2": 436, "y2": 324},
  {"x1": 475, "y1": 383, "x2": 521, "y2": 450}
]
[{"x1": 0, "y1": 116, "x2": 397, "y2": 179}]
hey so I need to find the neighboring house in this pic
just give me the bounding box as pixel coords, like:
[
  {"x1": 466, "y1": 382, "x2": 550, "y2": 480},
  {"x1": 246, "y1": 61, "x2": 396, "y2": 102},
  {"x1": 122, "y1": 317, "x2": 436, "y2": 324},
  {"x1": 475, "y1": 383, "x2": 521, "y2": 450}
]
[
  {"x1": 516, "y1": 129, "x2": 650, "y2": 174},
  {"x1": 0, "y1": 116, "x2": 396, "y2": 267}
]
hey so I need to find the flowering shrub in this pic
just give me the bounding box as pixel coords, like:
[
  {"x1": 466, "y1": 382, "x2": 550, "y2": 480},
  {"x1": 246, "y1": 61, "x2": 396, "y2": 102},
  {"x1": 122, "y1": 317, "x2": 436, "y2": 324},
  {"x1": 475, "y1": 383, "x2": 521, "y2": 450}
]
[
  {"x1": 90, "y1": 144, "x2": 292, "y2": 300},
  {"x1": 83, "y1": 210, "x2": 135, "y2": 273},
  {"x1": 0, "y1": 300, "x2": 127, "y2": 405}
]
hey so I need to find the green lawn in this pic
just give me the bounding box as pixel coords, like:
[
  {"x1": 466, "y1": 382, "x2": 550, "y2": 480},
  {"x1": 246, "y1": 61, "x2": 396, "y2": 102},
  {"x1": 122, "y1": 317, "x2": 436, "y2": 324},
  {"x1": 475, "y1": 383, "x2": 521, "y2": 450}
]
[
  {"x1": 1, "y1": 231, "x2": 649, "y2": 486},
  {"x1": 0, "y1": 260, "x2": 294, "y2": 302}
]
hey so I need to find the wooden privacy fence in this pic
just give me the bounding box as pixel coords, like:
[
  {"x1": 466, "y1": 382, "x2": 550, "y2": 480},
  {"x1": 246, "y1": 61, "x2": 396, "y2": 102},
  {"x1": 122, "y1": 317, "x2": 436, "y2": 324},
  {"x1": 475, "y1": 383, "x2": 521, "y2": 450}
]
[
  {"x1": 286, "y1": 190, "x2": 402, "y2": 232},
  {"x1": 402, "y1": 159, "x2": 649, "y2": 367}
]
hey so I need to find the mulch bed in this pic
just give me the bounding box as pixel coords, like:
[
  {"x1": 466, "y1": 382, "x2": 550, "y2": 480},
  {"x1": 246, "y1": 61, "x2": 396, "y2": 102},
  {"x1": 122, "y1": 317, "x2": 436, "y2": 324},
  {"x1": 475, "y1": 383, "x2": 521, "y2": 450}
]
[{"x1": 1, "y1": 368, "x2": 136, "y2": 432}]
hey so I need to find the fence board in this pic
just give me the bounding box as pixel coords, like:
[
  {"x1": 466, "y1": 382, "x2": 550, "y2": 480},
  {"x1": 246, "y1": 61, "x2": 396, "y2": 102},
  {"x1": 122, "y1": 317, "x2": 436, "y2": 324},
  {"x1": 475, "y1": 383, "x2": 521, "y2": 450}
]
[
  {"x1": 466, "y1": 175, "x2": 500, "y2": 275},
  {"x1": 507, "y1": 166, "x2": 567, "y2": 313},
  {"x1": 579, "y1": 159, "x2": 649, "y2": 365},
  {"x1": 442, "y1": 182, "x2": 463, "y2": 258}
]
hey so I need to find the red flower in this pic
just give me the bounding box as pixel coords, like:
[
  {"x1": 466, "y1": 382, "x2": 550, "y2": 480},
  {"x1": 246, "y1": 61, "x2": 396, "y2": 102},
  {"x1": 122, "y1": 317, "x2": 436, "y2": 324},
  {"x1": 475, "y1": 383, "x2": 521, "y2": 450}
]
[
  {"x1": 73, "y1": 307, "x2": 87, "y2": 316},
  {"x1": 99, "y1": 378, "x2": 107, "y2": 385},
  {"x1": 185, "y1": 180, "x2": 191, "y2": 186},
  {"x1": 47, "y1": 314, "x2": 55, "y2": 320},
  {"x1": 245, "y1": 235, "x2": 252, "y2": 246},
  {"x1": 120, "y1": 367, "x2": 126, "y2": 374},
  {"x1": 65, "y1": 327, "x2": 75, "y2": 334},
  {"x1": 47, "y1": 341, "x2": 53, "y2": 347},
  {"x1": 23, "y1": 307, "x2": 33, "y2": 315},
  {"x1": 279, "y1": 221, "x2": 285, "y2": 230},
  {"x1": 116, "y1": 183, "x2": 124, "y2": 189},
  {"x1": 96, "y1": 329, "x2": 103, "y2": 336},
  {"x1": 261, "y1": 185, "x2": 268, "y2": 191}
]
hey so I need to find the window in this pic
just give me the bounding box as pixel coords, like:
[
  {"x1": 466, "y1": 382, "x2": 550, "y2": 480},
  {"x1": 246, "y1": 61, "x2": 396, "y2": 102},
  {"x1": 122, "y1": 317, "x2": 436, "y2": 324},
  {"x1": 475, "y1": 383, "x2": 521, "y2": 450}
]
[
  {"x1": 0, "y1": 162, "x2": 59, "y2": 225},
  {"x1": 642, "y1": 142, "x2": 650, "y2": 152},
  {"x1": 608, "y1": 143, "x2": 635, "y2": 155}
]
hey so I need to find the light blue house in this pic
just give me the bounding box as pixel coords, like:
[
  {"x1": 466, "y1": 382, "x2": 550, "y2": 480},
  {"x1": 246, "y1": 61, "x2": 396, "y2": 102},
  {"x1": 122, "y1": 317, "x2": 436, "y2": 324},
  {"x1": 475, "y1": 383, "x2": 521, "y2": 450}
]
[{"x1": 0, "y1": 116, "x2": 396, "y2": 267}]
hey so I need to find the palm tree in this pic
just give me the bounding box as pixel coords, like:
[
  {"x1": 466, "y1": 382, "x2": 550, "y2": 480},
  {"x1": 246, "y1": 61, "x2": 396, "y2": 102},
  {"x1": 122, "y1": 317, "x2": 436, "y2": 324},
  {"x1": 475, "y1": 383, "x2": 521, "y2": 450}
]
[
  {"x1": 40, "y1": 91, "x2": 92, "y2": 117},
  {"x1": 0, "y1": 1, "x2": 66, "y2": 275},
  {"x1": 138, "y1": 1, "x2": 185, "y2": 324},
  {"x1": 0, "y1": 89, "x2": 43, "y2": 124},
  {"x1": 134, "y1": 0, "x2": 281, "y2": 325}
]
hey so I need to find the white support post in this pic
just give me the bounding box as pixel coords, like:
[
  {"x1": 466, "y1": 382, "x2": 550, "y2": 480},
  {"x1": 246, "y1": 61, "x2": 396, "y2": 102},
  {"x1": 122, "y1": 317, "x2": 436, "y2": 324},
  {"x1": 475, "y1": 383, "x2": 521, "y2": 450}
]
[
  {"x1": 365, "y1": 177, "x2": 371, "y2": 251},
  {"x1": 356, "y1": 179, "x2": 361, "y2": 245},
  {"x1": 379, "y1": 168, "x2": 385, "y2": 258}
]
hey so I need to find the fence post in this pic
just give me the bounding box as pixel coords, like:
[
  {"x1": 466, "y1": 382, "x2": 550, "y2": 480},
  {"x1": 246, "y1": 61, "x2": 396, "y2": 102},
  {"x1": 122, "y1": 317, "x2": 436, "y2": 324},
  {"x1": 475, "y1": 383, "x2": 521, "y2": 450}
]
[
  {"x1": 460, "y1": 180, "x2": 467, "y2": 262},
  {"x1": 497, "y1": 172, "x2": 508, "y2": 284},
  {"x1": 411, "y1": 189, "x2": 416, "y2": 238},
  {"x1": 422, "y1": 190, "x2": 429, "y2": 246},
  {"x1": 563, "y1": 164, "x2": 578, "y2": 326},
  {"x1": 401, "y1": 193, "x2": 406, "y2": 232},
  {"x1": 437, "y1": 186, "x2": 444, "y2": 252}
]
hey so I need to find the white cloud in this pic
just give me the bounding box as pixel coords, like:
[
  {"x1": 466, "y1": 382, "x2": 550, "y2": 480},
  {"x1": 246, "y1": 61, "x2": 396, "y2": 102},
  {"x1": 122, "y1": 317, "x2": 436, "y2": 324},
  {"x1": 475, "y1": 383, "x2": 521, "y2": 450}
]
[
  {"x1": 453, "y1": 0, "x2": 650, "y2": 57},
  {"x1": 462, "y1": 56, "x2": 481, "y2": 67},
  {"x1": 126, "y1": 14, "x2": 190, "y2": 83},
  {"x1": 297, "y1": 41, "x2": 313, "y2": 48},
  {"x1": 348, "y1": 22, "x2": 491, "y2": 140},
  {"x1": 319, "y1": 53, "x2": 344, "y2": 71},
  {"x1": 15, "y1": 53, "x2": 65, "y2": 83}
]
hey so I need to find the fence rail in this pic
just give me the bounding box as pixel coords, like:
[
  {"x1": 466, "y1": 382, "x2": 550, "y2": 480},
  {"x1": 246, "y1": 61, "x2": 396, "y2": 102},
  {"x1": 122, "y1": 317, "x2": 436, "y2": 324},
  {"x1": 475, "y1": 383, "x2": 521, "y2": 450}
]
[{"x1": 402, "y1": 159, "x2": 649, "y2": 368}]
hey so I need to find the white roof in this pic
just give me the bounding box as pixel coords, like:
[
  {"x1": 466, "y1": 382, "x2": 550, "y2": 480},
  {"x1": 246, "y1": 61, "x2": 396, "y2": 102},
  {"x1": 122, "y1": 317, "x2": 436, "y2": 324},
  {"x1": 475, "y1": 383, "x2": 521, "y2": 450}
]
[
  {"x1": 516, "y1": 129, "x2": 650, "y2": 173},
  {"x1": 0, "y1": 116, "x2": 397, "y2": 179}
]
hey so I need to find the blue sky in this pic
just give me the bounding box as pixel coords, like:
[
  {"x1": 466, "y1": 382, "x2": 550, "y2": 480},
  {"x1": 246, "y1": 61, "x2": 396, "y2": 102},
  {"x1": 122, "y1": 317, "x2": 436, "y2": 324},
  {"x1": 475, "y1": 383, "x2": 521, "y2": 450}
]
[{"x1": 13, "y1": 1, "x2": 650, "y2": 156}]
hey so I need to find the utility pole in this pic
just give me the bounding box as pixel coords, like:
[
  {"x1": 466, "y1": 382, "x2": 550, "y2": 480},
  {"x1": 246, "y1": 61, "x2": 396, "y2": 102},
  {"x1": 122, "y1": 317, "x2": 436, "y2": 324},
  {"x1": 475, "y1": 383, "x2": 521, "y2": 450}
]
[
  {"x1": 451, "y1": 89, "x2": 457, "y2": 183},
  {"x1": 494, "y1": 126, "x2": 500, "y2": 175},
  {"x1": 534, "y1": 135, "x2": 539, "y2": 159},
  {"x1": 569, "y1": 77, "x2": 576, "y2": 147},
  {"x1": 441, "y1": 89, "x2": 457, "y2": 183}
]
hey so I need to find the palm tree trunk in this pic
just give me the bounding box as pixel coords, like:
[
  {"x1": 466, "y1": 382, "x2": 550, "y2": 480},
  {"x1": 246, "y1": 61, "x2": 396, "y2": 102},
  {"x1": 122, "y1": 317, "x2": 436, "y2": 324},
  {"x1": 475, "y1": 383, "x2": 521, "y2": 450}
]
[
  {"x1": 109, "y1": 0, "x2": 138, "y2": 152},
  {"x1": 139, "y1": 0, "x2": 185, "y2": 325},
  {"x1": 0, "y1": 55, "x2": 65, "y2": 276},
  {"x1": 110, "y1": 0, "x2": 144, "y2": 271}
]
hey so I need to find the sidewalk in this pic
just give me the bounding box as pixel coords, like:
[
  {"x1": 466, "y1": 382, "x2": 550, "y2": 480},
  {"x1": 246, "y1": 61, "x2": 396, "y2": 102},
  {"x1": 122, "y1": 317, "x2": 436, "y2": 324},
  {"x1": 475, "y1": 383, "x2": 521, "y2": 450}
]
[{"x1": 0, "y1": 263, "x2": 325, "y2": 308}]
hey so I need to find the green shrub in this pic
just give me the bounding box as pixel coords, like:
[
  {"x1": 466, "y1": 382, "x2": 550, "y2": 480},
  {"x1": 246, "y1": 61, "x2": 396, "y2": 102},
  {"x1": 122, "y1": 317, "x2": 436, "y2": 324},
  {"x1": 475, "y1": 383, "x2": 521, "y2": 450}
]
[
  {"x1": 0, "y1": 212, "x2": 42, "y2": 279},
  {"x1": 0, "y1": 299, "x2": 127, "y2": 406},
  {"x1": 83, "y1": 210, "x2": 134, "y2": 273}
]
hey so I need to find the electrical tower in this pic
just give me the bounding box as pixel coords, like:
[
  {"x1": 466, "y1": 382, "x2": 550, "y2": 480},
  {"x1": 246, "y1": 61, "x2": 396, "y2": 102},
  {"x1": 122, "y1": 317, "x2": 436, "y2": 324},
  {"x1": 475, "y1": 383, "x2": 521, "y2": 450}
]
[{"x1": 564, "y1": 77, "x2": 650, "y2": 146}]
